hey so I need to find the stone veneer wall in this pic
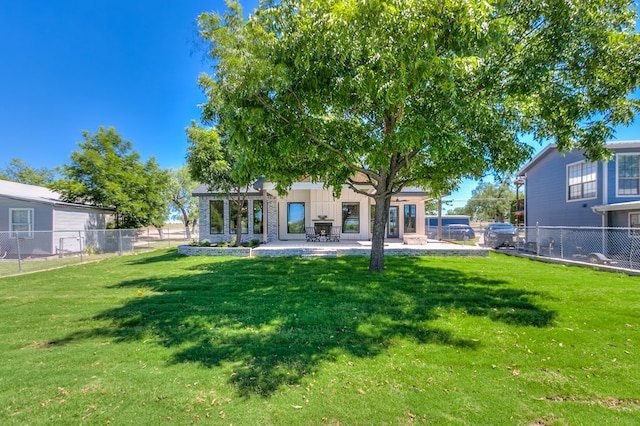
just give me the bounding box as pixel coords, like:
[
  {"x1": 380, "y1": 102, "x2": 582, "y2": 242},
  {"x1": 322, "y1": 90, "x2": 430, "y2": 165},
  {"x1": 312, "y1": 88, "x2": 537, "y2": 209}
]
[
  {"x1": 178, "y1": 245, "x2": 252, "y2": 257},
  {"x1": 198, "y1": 193, "x2": 278, "y2": 244},
  {"x1": 179, "y1": 245, "x2": 489, "y2": 258}
]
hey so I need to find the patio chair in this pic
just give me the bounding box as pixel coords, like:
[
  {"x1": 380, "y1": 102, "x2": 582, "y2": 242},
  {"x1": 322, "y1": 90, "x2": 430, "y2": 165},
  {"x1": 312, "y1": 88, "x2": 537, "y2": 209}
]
[
  {"x1": 306, "y1": 227, "x2": 320, "y2": 242},
  {"x1": 327, "y1": 226, "x2": 341, "y2": 242}
]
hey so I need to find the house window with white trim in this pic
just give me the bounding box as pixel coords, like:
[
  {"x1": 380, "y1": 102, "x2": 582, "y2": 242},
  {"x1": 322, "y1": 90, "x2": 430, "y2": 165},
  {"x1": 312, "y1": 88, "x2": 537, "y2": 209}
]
[
  {"x1": 618, "y1": 154, "x2": 640, "y2": 195},
  {"x1": 10, "y1": 208, "x2": 34, "y2": 238},
  {"x1": 567, "y1": 161, "x2": 596, "y2": 200},
  {"x1": 630, "y1": 212, "x2": 640, "y2": 237}
]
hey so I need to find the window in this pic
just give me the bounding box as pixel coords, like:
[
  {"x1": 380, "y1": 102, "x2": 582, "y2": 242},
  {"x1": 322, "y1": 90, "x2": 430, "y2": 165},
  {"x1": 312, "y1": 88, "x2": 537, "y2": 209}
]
[
  {"x1": 618, "y1": 154, "x2": 640, "y2": 195},
  {"x1": 342, "y1": 202, "x2": 360, "y2": 233},
  {"x1": 567, "y1": 161, "x2": 596, "y2": 200},
  {"x1": 630, "y1": 213, "x2": 640, "y2": 237},
  {"x1": 287, "y1": 202, "x2": 305, "y2": 234},
  {"x1": 10, "y1": 208, "x2": 34, "y2": 238},
  {"x1": 253, "y1": 200, "x2": 263, "y2": 234},
  {"x1": 230, "y1": 201, "x2": 248, "y2": 234},
  {"x1": 404, "y1": 204, "x2": 416, "y2": 233},
  {"x1": 209, "y1": 200, "x2": 224, "y2": 234}
]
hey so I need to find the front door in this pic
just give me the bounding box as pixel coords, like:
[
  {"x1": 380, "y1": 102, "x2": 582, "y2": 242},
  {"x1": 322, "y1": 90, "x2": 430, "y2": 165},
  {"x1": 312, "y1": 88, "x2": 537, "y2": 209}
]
[{"x1": 388, "y1": 206, "x2": 399, "y2": 238}]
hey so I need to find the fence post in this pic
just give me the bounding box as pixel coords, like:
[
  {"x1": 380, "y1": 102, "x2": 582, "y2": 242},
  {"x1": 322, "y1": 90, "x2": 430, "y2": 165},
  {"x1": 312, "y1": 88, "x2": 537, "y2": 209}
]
[
  {"x1": 560, "y1": 228, "x2": 564, "y2": 259},
  {"x1": 16, "y1": 237, "x2": 22, "y2": 272},
  {"x1": 118, "y1": 229, "x2": 123, "y2": 256},
  {"x1": 536, "y1": 222, "x2": 540, "y2": 256},
  {"x1": 78, "y1": 231, "x2": 84, "y2": 263}
]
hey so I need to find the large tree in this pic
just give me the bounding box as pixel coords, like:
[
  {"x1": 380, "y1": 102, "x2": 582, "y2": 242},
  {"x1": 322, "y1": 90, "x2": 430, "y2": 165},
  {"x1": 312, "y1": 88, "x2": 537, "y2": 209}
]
[
  {"x1": 52, "y1": 127, "x2": 171, "y2": 229},
  {"x1": 0, "y1": 158, "x2": 56, "y2": 186},
  {"x1": 197, "y1": 0, "x2": 640, "y2": 271},
  {"x1": 186, "y1": 122, "x2": 261, "y2": 246}
]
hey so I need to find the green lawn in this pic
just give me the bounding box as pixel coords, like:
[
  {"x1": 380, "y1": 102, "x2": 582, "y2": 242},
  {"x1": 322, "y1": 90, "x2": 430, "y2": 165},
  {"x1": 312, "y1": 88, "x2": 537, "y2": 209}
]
[{"x1": 1, "y1": 250, "x2": 638, "y2": 425}]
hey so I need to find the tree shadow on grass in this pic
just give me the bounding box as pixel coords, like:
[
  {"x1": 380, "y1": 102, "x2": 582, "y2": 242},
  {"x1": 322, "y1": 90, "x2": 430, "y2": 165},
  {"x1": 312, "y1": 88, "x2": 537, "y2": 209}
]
[{"x1": 53, "y1": 254, "x2": 555, "y2": 397}]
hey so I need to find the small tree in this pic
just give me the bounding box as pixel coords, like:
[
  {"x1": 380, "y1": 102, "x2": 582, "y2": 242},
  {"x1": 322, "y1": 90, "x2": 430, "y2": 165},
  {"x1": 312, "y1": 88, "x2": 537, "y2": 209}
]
[
  {"x1": 186, "y1": 122, "x2": 261, "y2": 246},
  {"x1": 52, "y1": 127, "x2": 171, "y2": 229},
  {"x1": 168, "y1": 166, "x2": 199, "y2": 238}
]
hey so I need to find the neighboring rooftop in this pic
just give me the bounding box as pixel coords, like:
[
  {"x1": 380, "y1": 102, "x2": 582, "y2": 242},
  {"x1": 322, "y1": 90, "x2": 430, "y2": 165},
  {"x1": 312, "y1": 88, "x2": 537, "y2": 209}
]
[
  {"x1": 0, "y1": 179, "x2": 110, "y2": 211},
  {"x1": 518, "y1": 140, "x2": 640, "y2": 176},
  {"x1": 0, "y1": 179, "x2": 60, "y2": 203}
]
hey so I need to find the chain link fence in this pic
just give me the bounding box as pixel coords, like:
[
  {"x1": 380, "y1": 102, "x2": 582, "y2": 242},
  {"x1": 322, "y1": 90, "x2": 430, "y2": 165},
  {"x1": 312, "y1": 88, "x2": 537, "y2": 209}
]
[
  {"x1": 0, "y1": 227, "x2": 197, "y2": 277},
  {"x1": 505, "y1": 225, "x2": 640, "y2": 271}
]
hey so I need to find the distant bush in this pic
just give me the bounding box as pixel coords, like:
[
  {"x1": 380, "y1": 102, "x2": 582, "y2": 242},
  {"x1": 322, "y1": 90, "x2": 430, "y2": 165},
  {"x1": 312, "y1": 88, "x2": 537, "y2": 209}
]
[{"x1": 84, "y1": 246, "x2": 102, "y2": 255}]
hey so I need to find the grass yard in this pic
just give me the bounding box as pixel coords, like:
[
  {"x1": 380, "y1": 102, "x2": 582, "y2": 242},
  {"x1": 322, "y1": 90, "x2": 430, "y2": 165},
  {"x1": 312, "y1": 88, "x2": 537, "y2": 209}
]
[{"x1": 0, "y1": 249, "x2": 638, "y2": 425}]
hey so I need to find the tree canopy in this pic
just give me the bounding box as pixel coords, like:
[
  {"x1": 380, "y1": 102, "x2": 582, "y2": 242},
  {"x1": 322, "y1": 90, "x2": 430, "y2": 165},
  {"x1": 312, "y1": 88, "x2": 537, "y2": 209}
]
[
  {"x1": 0, "y1": 158, "x2": 56, "y2": 186},
  {"x1": 51, "y1": 127, "x2": 171, "y2": 229},
  {"x1": 197, "y1": 0, "x2": 640, "y2": 271}
]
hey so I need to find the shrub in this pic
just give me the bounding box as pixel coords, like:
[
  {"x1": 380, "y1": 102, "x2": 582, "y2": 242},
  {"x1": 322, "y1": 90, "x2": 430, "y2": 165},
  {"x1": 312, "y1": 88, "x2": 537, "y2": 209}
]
[
  {"x1": 199, "y1": 239, "x2": 211, "y2": 247},
  {"x1": 84, "y1": 246, "x2": 102, "y2": 255},
  {"x1": 249, "y1": 239, "x2": 261, "y2": 247},
  {"x1": 215, "y1": 241, "x2": 229, "y2": 247}
]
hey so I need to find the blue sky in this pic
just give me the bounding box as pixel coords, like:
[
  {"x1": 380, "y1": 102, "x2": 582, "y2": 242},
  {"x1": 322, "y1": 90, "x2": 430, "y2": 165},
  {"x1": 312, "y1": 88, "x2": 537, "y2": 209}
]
[
  {"x1": 0, "y1": 0, "x2": 250, "y2": 170},
  {"x1": 1, "y1": 1, "x2": 638, "y2": 211}
]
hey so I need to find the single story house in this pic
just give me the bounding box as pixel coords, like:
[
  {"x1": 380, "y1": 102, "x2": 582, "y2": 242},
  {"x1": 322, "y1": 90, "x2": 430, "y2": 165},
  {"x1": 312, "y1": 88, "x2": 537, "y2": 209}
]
[
  {"x1": 194, "y1": 177, "x2": 430, "y2": 244},
  {"x1": 0, "y1": 179, "x2": 112, "y2": 257},
  {"x1": 517, "y1": 141, "x2": 640, "y2": 229}
]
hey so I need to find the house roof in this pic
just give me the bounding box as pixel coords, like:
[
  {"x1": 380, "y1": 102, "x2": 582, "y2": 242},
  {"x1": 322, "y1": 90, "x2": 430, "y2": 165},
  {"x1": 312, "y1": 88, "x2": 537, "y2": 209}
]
[
  {"x1": 517, "y1": 140, "x2": 640, "y2": 176},
  {"x1": 0, "y1": 179, "x2": 111, "y2": 211}
]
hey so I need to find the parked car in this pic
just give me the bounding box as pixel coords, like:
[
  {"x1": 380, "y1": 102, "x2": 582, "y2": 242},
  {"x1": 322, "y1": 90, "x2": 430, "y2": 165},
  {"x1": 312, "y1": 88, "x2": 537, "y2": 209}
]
[
  {"x1": 428, "y1": 224, "x2": 476, "y2": 241},
  {"x1": 483, "y1": 223, "x2": 518, "y2": 248}
]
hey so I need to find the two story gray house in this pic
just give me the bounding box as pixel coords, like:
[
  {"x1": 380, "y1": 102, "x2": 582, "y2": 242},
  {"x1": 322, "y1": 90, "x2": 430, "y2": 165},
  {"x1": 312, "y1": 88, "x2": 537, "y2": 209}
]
[{"x1": 517, "y1": 141, "x2": 640, "y2": 229}]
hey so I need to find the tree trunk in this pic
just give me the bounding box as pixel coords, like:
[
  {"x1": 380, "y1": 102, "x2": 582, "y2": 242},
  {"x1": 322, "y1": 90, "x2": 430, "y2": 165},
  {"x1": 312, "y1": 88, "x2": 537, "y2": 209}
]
[
  {"x1": 234, "y1": 199, "x2": 243, "y2": 247},
  {"x1": 180, "y1": 206, "x2": 191, "y2": 239},
  {"x1": 369, "y1": 195, "x2": 391, "y2": 272}
]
